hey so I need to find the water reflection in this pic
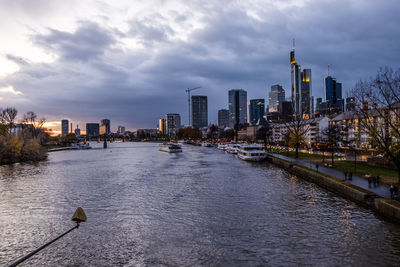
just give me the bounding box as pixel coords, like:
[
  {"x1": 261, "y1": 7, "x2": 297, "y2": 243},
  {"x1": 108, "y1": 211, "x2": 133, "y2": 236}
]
[{"x1": 1, "y1": 142, "x2": 400, "y2": 266}]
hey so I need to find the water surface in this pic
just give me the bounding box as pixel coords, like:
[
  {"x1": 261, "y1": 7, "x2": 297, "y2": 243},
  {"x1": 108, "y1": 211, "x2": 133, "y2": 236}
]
[{"x1": 1, "y1": 142, "x2": 400, "y2": 266}]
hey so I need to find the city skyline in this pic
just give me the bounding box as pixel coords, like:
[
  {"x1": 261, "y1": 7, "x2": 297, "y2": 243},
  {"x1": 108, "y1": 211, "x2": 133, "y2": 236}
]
[{"x1": 0, "y1": 0, "x2": 399, "y2": 131}]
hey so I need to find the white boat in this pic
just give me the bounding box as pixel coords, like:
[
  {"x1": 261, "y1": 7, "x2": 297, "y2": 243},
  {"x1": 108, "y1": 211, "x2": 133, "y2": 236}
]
[
  {"x1": 70, "y1": 143, "x2": 92, "y2": 150},
  {"x1": 217, "y1": 143, "x2": 227, "y2": 150},
  {"x1": 237, "y1": 144, "x2": 267, "y2": 161},
  {"x1": 202, "y1": 142, "x2": 212, "y2": 147},
  {"x1": 159, "y1": 143, "x2": 182, "y2": 153},
  {"x1": 226, "y1": 143, "x2": 241, "y2": 154}
]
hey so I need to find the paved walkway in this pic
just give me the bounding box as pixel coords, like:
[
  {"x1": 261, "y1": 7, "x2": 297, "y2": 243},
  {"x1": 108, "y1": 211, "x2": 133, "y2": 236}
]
[{"x1": 270, "y1": 153, "x2": 391, "y2": 199}]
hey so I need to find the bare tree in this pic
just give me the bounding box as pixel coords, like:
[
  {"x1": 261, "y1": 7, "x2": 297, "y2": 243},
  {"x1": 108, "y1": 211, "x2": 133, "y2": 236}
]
[
  {"x1": 321, "y1": 122, "x2": 342, "y2": 167},
  {"x1": 256, "y1": 124, "x2": 271, "y2": 149},
  {"x1": 0, "y1": 107, "x2": 18, "y2": 135},
  {"x1": 351, "y1": 67, "x2": 400, "y2": 182},
  {"x1": 284, "y1": 116, "x2": 310, "y2": 159},
  {"x1": 22, "y1": 111, "x2": 46, "y2": 140}
]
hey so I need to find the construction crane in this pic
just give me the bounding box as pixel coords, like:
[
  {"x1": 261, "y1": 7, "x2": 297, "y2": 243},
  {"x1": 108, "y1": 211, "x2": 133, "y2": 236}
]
[{"x1": 185, "y1": 86, "x2": 202, "y2": 126}]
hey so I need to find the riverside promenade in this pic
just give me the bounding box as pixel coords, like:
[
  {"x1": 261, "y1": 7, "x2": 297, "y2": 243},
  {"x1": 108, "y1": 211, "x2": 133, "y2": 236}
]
[{"x1": 270, "y1": 153, "x2": 392, "y2": 199}]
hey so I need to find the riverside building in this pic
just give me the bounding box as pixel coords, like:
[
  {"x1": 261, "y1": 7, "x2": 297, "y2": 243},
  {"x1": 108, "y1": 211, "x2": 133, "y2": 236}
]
[{"x1": 165, "y1": 114, "x2": 181, "y2": 137}]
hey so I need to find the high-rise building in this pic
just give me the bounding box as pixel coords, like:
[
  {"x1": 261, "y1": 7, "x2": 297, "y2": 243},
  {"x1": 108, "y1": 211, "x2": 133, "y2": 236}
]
[
  {"x1": 74, "y1": 125, "x2": 81, "y2": 136},
  {"x1": 290, "y1": 47, "x2": 301, "y2": 118},
  {"x1": 117, "y1": 126, "x2": 126, "y2": 135},
  {"x1": 324, "y1": 75, "x2": 344, "y2": 114},
  {"x1": 191, "y1": 95, "x2": 208, "y2": 128},
  {"x1": 158, "y1": 118, "x2": 166, "y2": 136},
  {"x1": 61, "y1": 119, "x2": 69, "y2": 137},
  {"x1": 86, "y1": 123, "x2": 100, "y2": 137},
  {"x1": 346, "y1": 97, "x2": 355, "y2": 111},
  {"x1": 317, "y1": 75, "x2": 344, "y2": 116},
  {"x1": 301, "y1": 69, "x2": 312, "y2": 119},
  {"x1": 268, "y1": 85, "x2": 285, "y2": 112},
  {"x1": 249, "y1": 99, "x2": 266, "y2": 125},
  {"x1": 165, "y1": 114, "x2": 181, "y2": 136},
  {"x1": 100, "y1": 119, "x2": 111, "y2": 135},
  {"x1": 228, "y1": 89, "x2": 247, "y2": 128},
  {"x1": 218, "y1": 109, "x2": 229, "y2": 128}
]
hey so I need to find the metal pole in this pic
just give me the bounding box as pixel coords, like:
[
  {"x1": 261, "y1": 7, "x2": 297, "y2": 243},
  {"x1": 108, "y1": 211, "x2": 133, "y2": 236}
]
[
  {"x1": 188, "y1": 90, "x2": 191, "y2": 126},
  {"x1": 8, "y1": 224, "x2": 80, "y2": 267}
]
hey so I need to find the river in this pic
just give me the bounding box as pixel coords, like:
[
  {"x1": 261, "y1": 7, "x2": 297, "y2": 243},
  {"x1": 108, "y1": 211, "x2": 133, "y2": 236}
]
[{"x1": 1, "y1": 142, "x2": 400, "y2": 266}]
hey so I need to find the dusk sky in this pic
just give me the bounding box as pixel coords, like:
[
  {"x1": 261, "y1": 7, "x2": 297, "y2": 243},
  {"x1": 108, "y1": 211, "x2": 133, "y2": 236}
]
[{"x1": 0, "y1": 0, "x2": 399, "y2": 132}]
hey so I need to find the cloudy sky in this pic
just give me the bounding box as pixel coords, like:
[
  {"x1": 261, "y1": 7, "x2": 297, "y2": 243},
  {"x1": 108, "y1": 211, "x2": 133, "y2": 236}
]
[{"x1": 0, "y1": 0, "x2": 399, "y2": 132}]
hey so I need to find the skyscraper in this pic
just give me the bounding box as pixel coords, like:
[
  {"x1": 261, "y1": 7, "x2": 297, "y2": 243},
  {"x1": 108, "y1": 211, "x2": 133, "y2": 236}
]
[
  {"x1": 100, "y1": 119, "x2": 110, "y2": 135},
  {"x1": 301, "y1": 69, "x2": 312, "y2": 119},
  {"x1": 218, "y1": 109, "x2": 229, "y2": 128},
  {"x1": 61, "y1": 119, "x2": 69, "y2": 137},
  {"x1": 191, "y1": 95, "x2": 208, "y2": 128},
  {"x1": 117, "y1": 126, "x2": 126, "y2": 135},
  {"x1": 324, "y1": 75, "x2": 344, "y2": 113},
  {"x1": 86, "y1": 123, "x2": 100, "y2": 137},
  {"x1": 249, "y1": 99, "x2": 266, "y2": 125},
  {"x1": 228, "y1": 89, "x2": 247, "y2": 128},
  {"x1": 158, "y1": 119, "x2": 166, "y2": 136},
  {"x1": 268, "y1": 85, "x2": 285, "y2": 112},
  {"x1": 165, "y1": 114, "x2": 181, "y2": 136},
  {"x1": 74, "y1": 125, "x2": 81, "y2": 136},
  {"x1": 290, "y1": 46, "x2": 301, "y2": 117}
]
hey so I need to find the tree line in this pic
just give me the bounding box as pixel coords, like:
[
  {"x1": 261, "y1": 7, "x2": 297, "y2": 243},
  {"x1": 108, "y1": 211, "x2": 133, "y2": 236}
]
[{"x1": 0, "y1": 107, "x2": 48, "y2": 164}]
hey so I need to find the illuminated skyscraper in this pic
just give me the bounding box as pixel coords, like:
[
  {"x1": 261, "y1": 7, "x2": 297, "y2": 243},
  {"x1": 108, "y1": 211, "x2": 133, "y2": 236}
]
[
  {"x1": 100, "y1": 119, "x2": 110, "y2": 135},
  {"x1": 301, "y1": 69, "x2": 312, "y2": 119},
  {"x1": 290, "y1": 45, "x2": 301, "y2": 118},
  {"x1": 249, "y1": 99, "x2": 266, "y2": 125},
  {"x1": 268, "y1": 85, "x2": 285, "y2": 112},
  {"x1": 158, "y1": 119, "x2": 166, "y2": 136}
]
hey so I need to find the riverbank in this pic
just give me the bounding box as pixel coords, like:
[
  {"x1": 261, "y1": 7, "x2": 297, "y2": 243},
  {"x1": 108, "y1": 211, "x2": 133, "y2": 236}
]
[
  {"x1": 269, "y1": 155, "x2": 400, "y2": 223},
  {"x1": 0, "y1": 136, "x2": 47, "y2": 165}
]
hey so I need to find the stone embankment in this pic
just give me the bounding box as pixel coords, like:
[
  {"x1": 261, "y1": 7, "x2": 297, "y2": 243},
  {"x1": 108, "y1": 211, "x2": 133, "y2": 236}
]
[{"x1": 269, "y1": 156, "x2": 400, "y2": 223}]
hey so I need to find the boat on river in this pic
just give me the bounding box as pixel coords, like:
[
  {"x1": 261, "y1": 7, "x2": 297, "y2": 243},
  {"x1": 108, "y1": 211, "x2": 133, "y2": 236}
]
[
  {"x1": 70, "y1": 143, "x2": 92, "y2": 150},
  {"x1": 202, "y1": 142, "x2": 213, "y2": 147},
  {"x1": 217, "y1": 143, "x2": 227, "y2": 150},
  {"x1": 159, "y1": 143, "x2": 182, "y2": 153},
  {"x1": 237, "y1": 144, "x2": 267, "y2": 161},
  {"x1": 226, "y1": 143, "x2": 241, "y2": 154}
]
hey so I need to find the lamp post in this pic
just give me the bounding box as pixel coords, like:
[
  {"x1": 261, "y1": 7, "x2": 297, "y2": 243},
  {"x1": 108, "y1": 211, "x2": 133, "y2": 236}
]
[{"x1": 7, "y1": 207, "x2": 87, "y2": 267}]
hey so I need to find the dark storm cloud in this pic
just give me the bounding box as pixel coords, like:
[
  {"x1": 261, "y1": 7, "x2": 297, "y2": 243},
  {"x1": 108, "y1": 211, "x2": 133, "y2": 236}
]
[
  {"x1": 33, "y1": 21, "x2": 117, "y2": 62},
  {"x1": 2, "y1": 0, "x2": 400, "y2": 130}
]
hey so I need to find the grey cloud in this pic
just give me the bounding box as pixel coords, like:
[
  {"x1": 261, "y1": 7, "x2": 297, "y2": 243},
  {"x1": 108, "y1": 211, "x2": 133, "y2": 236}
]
[
  {"x1": 33, "y1": 21, "x2": 117, "y2": 62},
  {"x1": 2, "y1": 0, "x2": 400, "y2": 130},
  {"x1": 128, "y1": 16, "x2": 175, "y2": 45}
]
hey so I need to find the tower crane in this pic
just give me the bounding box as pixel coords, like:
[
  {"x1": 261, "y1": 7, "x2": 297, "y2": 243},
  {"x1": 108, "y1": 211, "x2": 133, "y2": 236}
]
[{"x1": 185, "y1": 86, "x2": 202, "y2": 126}]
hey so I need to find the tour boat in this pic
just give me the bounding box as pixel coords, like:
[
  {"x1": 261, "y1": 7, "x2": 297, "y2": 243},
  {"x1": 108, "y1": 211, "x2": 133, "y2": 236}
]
[
  {"x1": 237, "y1": 144, "x2": 267, "y2": 161},
  {"x1": 217, "y1": 143, "x2": 227, "y2": 150},
  {"x1": 226, "y1": 143, "x2": 241, "y2": 154},
  {"x1": 70, "y1": 143, "x2": 92, "y2": 150},
  {"x1": 202, "y1": 142, "x2": 213, "y2": 147},
  {"x1": 159, "y1": 143, "x2": 182, "y2": 153}
]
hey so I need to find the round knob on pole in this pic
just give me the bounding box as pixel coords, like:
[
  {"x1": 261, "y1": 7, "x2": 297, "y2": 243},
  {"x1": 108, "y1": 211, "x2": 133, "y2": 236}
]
[{"x1": 72, "y1": 207, "x2": 87, "y2": 223}]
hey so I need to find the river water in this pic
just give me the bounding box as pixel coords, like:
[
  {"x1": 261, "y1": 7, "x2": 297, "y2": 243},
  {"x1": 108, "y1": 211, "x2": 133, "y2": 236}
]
[{"x1": 1, "y1": 142, "x2": 400, "y2": 266}]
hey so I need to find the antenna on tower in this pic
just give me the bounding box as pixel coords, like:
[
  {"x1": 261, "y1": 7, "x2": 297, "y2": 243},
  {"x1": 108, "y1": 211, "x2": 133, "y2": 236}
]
[
  {"x1": 292, "y1": 38, "x2": 295, "y2": 51},
  {"x1": 328, "y1": 64, "x2": 330, "y2": 76}
]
